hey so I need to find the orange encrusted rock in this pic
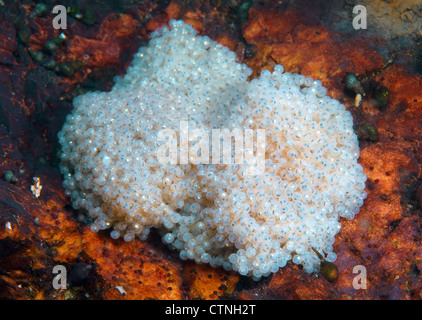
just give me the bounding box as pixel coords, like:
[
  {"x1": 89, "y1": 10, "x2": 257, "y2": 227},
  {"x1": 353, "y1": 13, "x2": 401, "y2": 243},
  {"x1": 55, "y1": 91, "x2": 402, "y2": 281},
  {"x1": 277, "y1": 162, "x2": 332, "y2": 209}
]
[{"x1": 0, "y1": 0, "x2": 421, "y2": 300}]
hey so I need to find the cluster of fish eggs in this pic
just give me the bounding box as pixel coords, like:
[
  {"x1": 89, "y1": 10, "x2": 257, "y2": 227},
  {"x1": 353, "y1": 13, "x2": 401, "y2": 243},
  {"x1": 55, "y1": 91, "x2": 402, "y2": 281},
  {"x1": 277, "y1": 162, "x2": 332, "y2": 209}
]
[{"x1": 58, "y1": 20, "x2": 367, "y2": 279}]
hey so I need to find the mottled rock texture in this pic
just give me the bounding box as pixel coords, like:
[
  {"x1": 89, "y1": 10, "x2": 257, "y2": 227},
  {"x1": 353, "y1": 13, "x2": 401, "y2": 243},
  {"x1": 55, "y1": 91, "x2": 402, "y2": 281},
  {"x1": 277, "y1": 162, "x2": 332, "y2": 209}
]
[{"x1": 0, "y1": 0, "x2": 421, "y2": 299}]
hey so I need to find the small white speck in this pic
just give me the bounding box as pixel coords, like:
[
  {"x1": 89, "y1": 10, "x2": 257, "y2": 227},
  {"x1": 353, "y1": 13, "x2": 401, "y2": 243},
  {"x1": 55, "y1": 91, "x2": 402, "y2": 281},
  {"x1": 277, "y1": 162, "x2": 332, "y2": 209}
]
[
  {"x1": 115, "y1": 286, "x2": 126, "y2": 295},
  {"x1": 31, "y1": 177, "x2": 42, "y2": 198},
  {"x1": 355, "y1": 93, "x2": 362, "y2": 107}
]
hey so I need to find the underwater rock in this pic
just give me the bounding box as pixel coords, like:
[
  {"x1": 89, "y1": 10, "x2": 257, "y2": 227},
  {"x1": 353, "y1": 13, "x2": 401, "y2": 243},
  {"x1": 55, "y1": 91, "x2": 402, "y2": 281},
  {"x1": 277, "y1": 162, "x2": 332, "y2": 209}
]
[
  {"x1": 58, "y1": 20, "x2": 367, "y2": 280},
  {"x1": 0, "y1": 0, "x2": 421, "y2": 300}
]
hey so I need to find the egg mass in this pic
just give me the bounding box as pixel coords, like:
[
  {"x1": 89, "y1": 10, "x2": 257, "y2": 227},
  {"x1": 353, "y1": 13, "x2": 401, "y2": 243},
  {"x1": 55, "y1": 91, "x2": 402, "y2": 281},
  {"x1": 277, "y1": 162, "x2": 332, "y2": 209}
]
[{"x1": 58, "y1": 20, "x2": 367, "y2": 280}]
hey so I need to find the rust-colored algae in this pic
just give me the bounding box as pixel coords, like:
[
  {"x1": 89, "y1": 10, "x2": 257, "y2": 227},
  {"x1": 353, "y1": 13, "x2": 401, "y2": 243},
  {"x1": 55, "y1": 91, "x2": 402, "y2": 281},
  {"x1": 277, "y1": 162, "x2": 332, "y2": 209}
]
[
  {"x1": 183, "y1": 262, "x2": 238, "y2": 300},
  {"x1": 0, "y1": 0, "x2": 421, "y2": 300}
]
